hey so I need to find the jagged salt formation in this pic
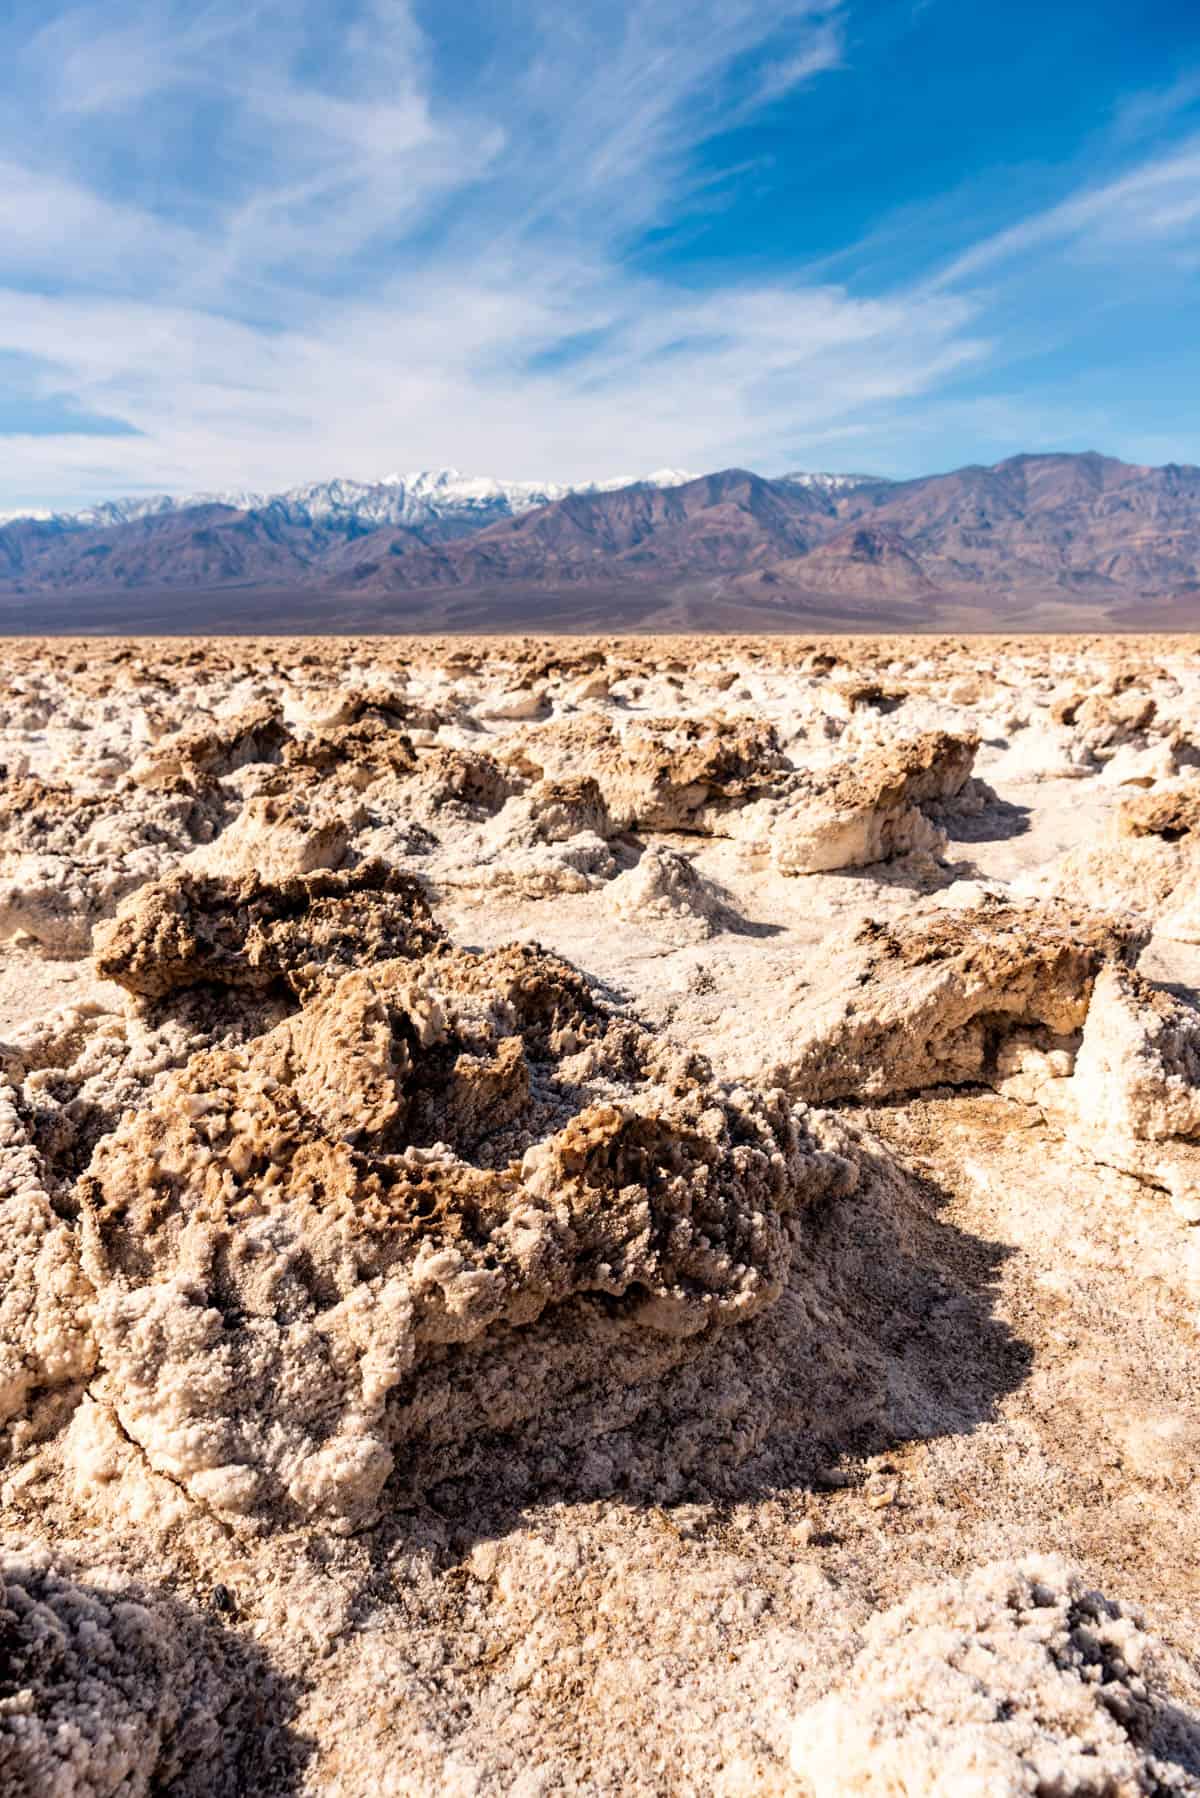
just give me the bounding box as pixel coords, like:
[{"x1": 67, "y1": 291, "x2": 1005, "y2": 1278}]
[
  {"x1": 129, "y1": 703, "x2": 291, "y2": 791},
  {"x1": 0, "y1": 668, "x2": 984, "y2": 964},
  {"x1": 0, "y1": 1547, "x2": 293, "y2": 1797},
  {"x1": 1041, "y1": 780, "x2": 1200, "y2": 942},
  {"x1": 606, "y1": 846, "x2": 733, "y2": 938},
  {"x1": 93, "y1": 861, "x2": 442, "y2": 1003},
  {"x1": 0, "y1": 776, "x2": 228, "y2": 954},
  {"x1": 790, "y1": 1557, "x2": 1200, "y2": 1795},
  {"x1": 744, "y1": 896, "x2": 1144, "y2": 1104},
  {"x1": 59, "y1": 872, "x2": 855, "y2": 1529},
  {"x1": 0, "y1": 1075, "x2": 95, "y2": 1440},
  {"x1": 999, "y1": 961, "x2": 1200, "y2": 1222},
  {"x1": 518, "y1": 714, "x2": 976, "y2": 873},
  {"x1": 733, "y1": 892, "x2": 1200, "y2": 1222}
]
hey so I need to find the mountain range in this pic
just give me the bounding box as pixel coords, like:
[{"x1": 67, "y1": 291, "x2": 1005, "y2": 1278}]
[
  {"x1": 3, "y1": 452, "x2": 1199, "y2": 633},
  {"x1": 0, "y1": 466, "x2": 706, "y2": 536}
]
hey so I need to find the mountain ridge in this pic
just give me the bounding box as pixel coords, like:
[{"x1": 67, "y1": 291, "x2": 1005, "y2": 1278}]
[
  {"x1": 0, "y1": 466, "x2": 704, "y2": 534},
  {"x1": 4, "y1": 452, "x2": 1200, "y2": 632}
]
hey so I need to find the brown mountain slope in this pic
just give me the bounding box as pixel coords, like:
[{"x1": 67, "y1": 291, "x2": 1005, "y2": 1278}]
[
  {"x1": 317, "y1": 468, "x2": 830, "y2": 593},
  {"x1": 737, "y1": 524, "x2": 939, "y2": 602},
  {"x1": 840, "y1": 453, "x2": 1200, "y2": 598},
  {"x1": 276, "y1": 452, "x2": 1200, "y2": 625},
  {"x1": 0, "y1": 505, "x2": 323, "y2": 592}
]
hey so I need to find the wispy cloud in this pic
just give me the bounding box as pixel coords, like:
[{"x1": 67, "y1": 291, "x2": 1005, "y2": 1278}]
[
  {"x1": 752, "y1": 19, "x2": 845, "y2": 105},
  {"x1": 0, "y1": 0, "x2": 883, "y2": 503},
  {"x1": 935, "y1": 134, "x2": 1200, "y2": 286},
  {"x1": 0, "y1": 157, "x2": 200, "y2": 290}
]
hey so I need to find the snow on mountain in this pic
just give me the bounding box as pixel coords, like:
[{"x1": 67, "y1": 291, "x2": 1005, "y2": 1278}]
[
  {"x1": 1, "y1": 494, "x2": 262, "y2": 529},
  {"x1": 0, "y1": 468, "x2": 894, "y2": 541},
  {"x1": 259, "y1": 467, "x2": 707, "y2": 529},
  {"x1": 776, "y1": 471, "x2": 891, "y2": 494},
  {"x1": 0, "y1": 468, "x2": 704, "y2": 535}
]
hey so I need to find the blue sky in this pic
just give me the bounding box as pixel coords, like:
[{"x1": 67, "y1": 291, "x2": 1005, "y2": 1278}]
[{"x1": 1, "y1": 0, "x2": 1198, "y2": 509}]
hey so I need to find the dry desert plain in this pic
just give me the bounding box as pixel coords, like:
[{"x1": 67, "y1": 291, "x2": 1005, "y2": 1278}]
[{"x1": 2, "y1": 633, "x2": 1200, "y2": 1796}]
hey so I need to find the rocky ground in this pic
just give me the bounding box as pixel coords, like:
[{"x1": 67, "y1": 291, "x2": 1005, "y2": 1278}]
[{"x1": 2, "y1": 633, "x2": 1199, "y2": 1796}]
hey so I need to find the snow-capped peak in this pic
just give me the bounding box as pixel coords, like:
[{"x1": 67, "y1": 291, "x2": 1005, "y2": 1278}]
[
  {"x1": 0, "y1": 468, "x2": 703, "y2": 534},
  {"x1": 776, "y1": 470, "x2": 889, "y2": 493},
  {"x1": 0, "y1": 467, "x2": 889, "y2": 535}
]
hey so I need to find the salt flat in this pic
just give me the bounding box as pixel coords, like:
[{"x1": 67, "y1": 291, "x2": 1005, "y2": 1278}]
[{"x1": 2, "y1": 634, "x2": 1199, "y2": 1795}]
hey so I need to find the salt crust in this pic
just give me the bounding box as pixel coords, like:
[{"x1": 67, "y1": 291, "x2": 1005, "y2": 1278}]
[
  {"x1": 76, "y1": 932, "x2": 852, "y2": 1528},
  {"x1": 4, "y1": 638, "x2": 1200, "y2": 1790},
  {"x1": 791, "y1": 1557, "x2": 1200, "y2": 1796},
  {"x1": 0, "y1": 860, "x2": 859, "y2": 1529},
  {"x1": 0, "y1": 1545, "x2": 299, "y2": 1796}
]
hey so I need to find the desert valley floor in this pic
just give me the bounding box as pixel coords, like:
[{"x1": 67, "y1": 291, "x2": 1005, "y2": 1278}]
[{"x1": 2, "y1": 633, "x2": 1200, "y2": 1796}]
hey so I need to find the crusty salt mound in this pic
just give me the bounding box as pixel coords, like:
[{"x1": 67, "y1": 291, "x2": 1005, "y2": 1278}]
[
  {"x1": 0, "y1": 776, "x2": 227, "y2": 954},
  {"x1": 517, "y1": 774, "x2": 613, "y2": 843},
  {"x1": 277, "y1": 717, "x2": 421, "y2": 787},
  {"x1": 93, "y1": 860, "x2": 443, "y2": 1002},
  {"x1": 183, "y1": 793, "x2": 355, "y2": 881},
  {"x1": 745, "y1": 895, "x2": 1144, "y2": 1104},
  {"x1": 606, "y1": 846, "x2": 733, "y2": 937},
  {"x1": 0, "y1": 1073, "x2": 95, "y2": 1441},
  {"x1": 129, "y1": 701, "x2": 291, "y2": 790},
  {"x1": 1041, "y1": 780, "x2": 1200, "y2": 942},
  {"x1": 1120, "y1": 784, "x2": 1200, "y2": 841},
  {"x1": 790, "y1": 1557, "x2": 1200, "y2": 1795},
  {"x1": 531, "y1": 713, "x2": 791, "y2": 833},
  {"x1": 432, "y1": 775, "x2": 618, "y2": 899},
  {"x1": 282, "y1": 683, "x2": 435, "y2": 737},
  {"x1": 0, "y1": 1546, "x2": 297, "y2": 1797},
  {"x1": 2, "y1": 990, "x2": 284, "y2": 1212},
  {"x1": 519, "y1": 715, "x2": 976, "y2": 872},
  {"x1": 76, "y1": 919, "x2": 853, "y2": 1529},
  {"x1": 373, "y1": 1116, "x2": 1009, "y2": 1516},
  {"x1": 999, "y1": 961, "x2": 1200, "y2": 1222},
  {"x1": 729, "y1": 893, "x2": 1200, "y2": 1220},
  {"x1": 731, "y1": 728, "x2": 978, "y2": 874}
]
